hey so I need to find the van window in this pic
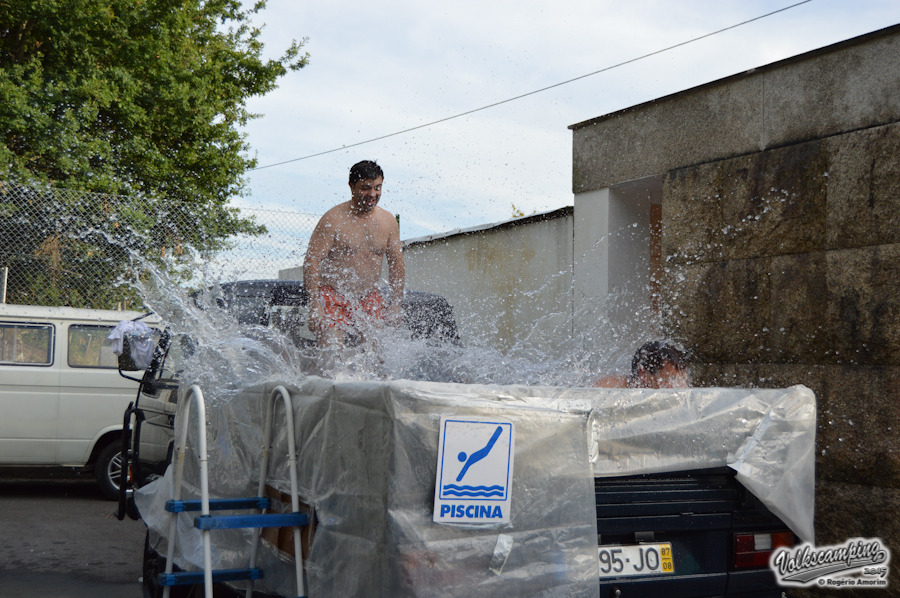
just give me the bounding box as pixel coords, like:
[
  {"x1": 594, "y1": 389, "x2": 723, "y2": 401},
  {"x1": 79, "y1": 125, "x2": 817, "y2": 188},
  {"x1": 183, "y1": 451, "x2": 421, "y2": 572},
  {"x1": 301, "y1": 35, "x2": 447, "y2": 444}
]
[
  {"x1": 68, "y1": 324, "x2": 119, "y2": 368},
  {"x1": 0, "y1": 322, "x2": 54, "y2": 366}
]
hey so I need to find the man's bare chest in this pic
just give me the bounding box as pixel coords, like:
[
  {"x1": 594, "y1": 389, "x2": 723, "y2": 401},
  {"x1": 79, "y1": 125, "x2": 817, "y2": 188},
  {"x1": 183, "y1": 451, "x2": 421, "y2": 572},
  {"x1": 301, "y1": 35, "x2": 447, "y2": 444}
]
[{"x1": 330, "y1": 222, "x2": 389, "y2": 256}]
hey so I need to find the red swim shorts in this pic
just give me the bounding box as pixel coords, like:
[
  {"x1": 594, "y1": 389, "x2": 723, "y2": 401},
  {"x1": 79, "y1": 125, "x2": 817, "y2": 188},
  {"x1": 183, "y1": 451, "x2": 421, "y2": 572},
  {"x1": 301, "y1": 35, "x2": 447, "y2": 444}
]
[{"x1": 318, "y1": 286, "x2": 385, "y2": 330}]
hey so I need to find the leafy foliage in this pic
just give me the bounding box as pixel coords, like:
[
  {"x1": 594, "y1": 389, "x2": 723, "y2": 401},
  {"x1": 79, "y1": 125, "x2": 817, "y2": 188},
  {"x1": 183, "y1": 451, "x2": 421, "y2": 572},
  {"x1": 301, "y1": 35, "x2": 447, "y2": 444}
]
[{"x1": 0, "y1": 0, "x2": 307, "y2": 307}]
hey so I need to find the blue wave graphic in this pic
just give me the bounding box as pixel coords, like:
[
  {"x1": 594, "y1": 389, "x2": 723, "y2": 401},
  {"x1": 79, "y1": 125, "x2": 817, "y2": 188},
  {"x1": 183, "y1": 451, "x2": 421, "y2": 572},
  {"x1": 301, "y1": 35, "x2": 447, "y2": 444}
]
[{"x1": 442, "y1": 484, "x2": 505, "y2": 497}]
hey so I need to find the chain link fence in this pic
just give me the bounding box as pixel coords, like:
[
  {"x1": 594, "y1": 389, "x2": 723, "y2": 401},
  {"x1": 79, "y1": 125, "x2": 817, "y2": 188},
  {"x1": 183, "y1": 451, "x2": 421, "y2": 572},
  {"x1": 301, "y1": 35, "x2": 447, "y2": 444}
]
[
  {"x1": 210, "y1": 205, "x2": 319, "y2": 283},
  {"x1": 0, "y1": 181, "x2": 319, "y2": 309}
]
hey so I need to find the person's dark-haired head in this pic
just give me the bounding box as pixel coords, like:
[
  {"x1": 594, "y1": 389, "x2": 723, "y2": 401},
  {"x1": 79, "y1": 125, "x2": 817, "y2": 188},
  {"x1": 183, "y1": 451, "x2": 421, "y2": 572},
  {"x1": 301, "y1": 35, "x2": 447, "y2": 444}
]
[
  {"x1": 349, "y1": 160, "x2": 384, "y2": 184},
  {"x1": 630, "y1": 340, "x2": 690, "y2": 388}
]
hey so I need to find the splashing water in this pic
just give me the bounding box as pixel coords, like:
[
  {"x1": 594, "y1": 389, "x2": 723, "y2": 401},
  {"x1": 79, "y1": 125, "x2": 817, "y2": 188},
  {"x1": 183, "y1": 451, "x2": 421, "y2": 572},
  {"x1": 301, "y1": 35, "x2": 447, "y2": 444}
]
[{"x1": 119, "y1": 228, "x2": 669, "y2": 403}]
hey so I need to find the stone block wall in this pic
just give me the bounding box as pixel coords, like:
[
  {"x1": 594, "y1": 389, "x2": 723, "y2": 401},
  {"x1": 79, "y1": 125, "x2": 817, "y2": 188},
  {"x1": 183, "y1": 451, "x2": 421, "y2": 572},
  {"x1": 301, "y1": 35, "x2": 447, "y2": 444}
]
[{"x1": 661, "y1": 121, "x2": 900, "y2": 594}]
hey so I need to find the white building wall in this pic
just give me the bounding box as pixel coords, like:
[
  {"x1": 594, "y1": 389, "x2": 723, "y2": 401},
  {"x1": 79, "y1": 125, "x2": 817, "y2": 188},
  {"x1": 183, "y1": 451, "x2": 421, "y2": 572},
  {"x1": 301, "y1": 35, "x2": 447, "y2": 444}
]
[
  {"x1": 402, "y1": 189, "x2": 663, "y2": 363},
  {"x1": 573, "y1": 188, "x2": 610, "y2": 343},
  {"x1": 402, "y1": 211, "x2": 574, "y2": 358},
  {"x1": 574, "y1": 178, "x2": 662, "y2": 353}
]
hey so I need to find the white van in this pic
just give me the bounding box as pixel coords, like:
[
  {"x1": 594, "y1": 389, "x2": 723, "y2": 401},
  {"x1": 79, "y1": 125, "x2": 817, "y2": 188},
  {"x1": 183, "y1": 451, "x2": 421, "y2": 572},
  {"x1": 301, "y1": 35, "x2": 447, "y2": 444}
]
[{"x1": 0, "y1": 304, "x2": 160, "y2": 499}]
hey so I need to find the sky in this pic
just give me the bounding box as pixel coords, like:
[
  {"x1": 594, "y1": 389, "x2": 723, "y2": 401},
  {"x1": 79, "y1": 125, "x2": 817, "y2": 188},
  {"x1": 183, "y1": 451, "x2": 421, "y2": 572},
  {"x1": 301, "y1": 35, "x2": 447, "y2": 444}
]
[{"x1": 235, "y1": 0, "x2": 900, "y2": 243}]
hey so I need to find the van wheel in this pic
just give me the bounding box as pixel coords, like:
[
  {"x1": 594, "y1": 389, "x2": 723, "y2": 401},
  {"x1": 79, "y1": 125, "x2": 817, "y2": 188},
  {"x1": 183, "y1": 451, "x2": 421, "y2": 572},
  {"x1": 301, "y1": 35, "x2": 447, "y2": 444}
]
[{"x1": 95, "y1": 442, "x2": 123, "y2": 501}]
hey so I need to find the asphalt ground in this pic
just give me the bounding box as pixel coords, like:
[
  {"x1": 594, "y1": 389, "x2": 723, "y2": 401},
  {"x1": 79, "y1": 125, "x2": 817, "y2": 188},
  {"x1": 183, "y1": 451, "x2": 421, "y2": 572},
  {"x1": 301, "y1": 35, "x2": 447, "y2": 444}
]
[{"x1": 0, "y1": 468, "x2": 146, "y2": 597}]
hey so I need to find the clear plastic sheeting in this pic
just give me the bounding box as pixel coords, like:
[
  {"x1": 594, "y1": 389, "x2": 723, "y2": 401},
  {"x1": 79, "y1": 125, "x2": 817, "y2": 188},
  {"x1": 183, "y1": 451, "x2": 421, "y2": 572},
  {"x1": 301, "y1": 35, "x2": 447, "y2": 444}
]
[
  {"x1": 577, "y1": 384, "x2": 817, "y2": 542},
  {"x1": 136, "y1": 379, "x2": 816, "y2": 598}
]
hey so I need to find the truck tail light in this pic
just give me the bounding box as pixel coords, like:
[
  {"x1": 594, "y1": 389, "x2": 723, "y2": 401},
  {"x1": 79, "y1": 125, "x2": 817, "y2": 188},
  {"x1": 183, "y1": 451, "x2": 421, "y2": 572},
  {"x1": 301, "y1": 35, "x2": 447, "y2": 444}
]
[{"x1": 733, "y1": 531, "x2": 794, "y2": 569}]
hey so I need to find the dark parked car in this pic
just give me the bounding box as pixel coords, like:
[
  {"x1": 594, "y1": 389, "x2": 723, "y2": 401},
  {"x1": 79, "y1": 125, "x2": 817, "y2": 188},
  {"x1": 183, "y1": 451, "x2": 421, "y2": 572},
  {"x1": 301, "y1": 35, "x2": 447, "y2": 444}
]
[
  {"x1": 209, "y1": 279, "x2": 459, "y2": 346},
  {"x1": 595, "y1": 468, "x2": 794, "y2": 597}
]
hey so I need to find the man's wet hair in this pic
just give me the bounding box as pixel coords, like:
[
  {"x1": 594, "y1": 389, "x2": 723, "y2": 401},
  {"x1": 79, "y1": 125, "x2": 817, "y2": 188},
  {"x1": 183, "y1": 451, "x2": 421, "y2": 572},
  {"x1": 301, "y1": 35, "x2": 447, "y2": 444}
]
[
  {"x1": 631, "y1": 340, "x2": 689, "y2": 377},
  {"x1": 349, "y1": 160, "x2": 384, "y2": 184}
]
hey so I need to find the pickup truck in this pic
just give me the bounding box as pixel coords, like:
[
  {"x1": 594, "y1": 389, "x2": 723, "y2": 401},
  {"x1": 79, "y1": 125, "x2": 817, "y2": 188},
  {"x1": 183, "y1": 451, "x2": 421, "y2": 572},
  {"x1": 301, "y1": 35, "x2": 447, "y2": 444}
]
[
  {"x1": 118, "y1": 282, "x2": 813, "y2": 598},
  {"x1": 594, "y1": 468, "x2": 795, "y2": 597}
]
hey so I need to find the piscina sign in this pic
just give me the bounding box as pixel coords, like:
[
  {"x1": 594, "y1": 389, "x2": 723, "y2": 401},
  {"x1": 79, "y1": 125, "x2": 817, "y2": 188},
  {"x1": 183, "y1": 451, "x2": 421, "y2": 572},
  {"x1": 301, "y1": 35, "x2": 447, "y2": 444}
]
[{"x1": 433, "y1": 417, "x2": 514, "y2": 525}]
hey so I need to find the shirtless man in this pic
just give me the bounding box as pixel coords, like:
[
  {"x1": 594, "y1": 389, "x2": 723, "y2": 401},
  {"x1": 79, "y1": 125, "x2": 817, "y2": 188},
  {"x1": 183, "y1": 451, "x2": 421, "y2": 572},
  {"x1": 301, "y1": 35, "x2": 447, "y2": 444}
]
[{"x1": 303, "y1": 160, "x2": 405, "y2": 352}]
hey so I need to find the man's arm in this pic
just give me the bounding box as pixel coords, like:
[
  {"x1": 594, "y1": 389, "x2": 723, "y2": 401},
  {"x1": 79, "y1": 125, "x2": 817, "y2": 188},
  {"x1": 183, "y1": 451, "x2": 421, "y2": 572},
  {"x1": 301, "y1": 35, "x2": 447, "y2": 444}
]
[
  {"x1": 385, "y1": 217, "x2": 405, "y2": 321},
  {"x1": 303, "y1": 215, "x2": 335, "y2": 334},
  {"x1": 592, "y1": 374, "x2": 629, "y2": 388}
]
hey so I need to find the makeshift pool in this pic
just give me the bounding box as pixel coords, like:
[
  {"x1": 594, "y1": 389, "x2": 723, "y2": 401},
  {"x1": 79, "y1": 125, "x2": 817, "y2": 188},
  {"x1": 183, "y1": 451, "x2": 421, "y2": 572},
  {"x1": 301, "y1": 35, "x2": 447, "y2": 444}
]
[{"x1": 136, "y1": 375, "x2": 815, "y2": 598}]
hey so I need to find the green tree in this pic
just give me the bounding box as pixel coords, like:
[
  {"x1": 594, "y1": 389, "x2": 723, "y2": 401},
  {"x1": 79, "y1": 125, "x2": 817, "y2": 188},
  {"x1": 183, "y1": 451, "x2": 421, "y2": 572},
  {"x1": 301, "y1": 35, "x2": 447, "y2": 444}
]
[{"x1": 0, "y1": 0, "x2": 307, "y2": 307}]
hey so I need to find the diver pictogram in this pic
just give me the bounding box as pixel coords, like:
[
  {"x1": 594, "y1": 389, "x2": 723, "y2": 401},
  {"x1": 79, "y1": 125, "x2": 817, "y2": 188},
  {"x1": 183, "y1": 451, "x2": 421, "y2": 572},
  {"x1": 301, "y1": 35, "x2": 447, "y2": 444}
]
[{"x1": 456, "y1": 425, "x2": 503, "y2": 481}]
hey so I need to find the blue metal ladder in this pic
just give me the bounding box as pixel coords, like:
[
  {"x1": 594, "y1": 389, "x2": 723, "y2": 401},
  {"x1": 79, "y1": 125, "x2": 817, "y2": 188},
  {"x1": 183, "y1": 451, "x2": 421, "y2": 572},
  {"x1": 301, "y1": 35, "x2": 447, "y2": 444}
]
[{"x1": 160, "y1": 385, "x2": 308, "y2": 598}]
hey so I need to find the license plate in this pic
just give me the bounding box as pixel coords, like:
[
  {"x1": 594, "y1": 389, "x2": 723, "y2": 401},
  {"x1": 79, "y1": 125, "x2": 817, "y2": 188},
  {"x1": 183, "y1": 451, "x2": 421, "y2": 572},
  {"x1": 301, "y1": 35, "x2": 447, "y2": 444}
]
[{"x1": 598, "y1": 543, "x2": 674, "y2": 578}]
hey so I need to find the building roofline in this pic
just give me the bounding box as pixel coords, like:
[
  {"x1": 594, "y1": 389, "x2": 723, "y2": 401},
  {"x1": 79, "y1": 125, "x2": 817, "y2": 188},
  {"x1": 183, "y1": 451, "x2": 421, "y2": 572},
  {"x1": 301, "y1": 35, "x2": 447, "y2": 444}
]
[
  {"x1": 403, "y1": 205, "x2": 573, "y2": 247},
  {"x1": 569, "y1": 22, "x2": 900, "y2": 131},
  {"x1": 0, "y1": 303, "x2": 155, "y2": 322}
]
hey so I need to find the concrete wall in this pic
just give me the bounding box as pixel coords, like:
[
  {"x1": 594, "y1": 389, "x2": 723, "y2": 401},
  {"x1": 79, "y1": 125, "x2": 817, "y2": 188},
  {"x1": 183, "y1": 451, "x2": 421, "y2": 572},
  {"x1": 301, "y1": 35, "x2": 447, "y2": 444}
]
[
  {"x1": 403, "y1": 209, "x2": 574, "y2": 357},
  {"x1": 571, "y1": 26, "x2": 900, "y2": 193},
  {"x1": 662, "y1": 122, "x2": 900, "y2": 560},
  {"x1": 572, "y1": 24, "x2": 900, "y2": 595}
]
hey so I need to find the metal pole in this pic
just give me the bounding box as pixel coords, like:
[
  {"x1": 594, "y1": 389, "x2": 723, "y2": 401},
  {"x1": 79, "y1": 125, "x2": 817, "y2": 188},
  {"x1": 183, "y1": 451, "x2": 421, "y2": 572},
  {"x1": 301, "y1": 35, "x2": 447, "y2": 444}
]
[{"x1": 1, "y1": 267, "x2": 7, "y2": 303}]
